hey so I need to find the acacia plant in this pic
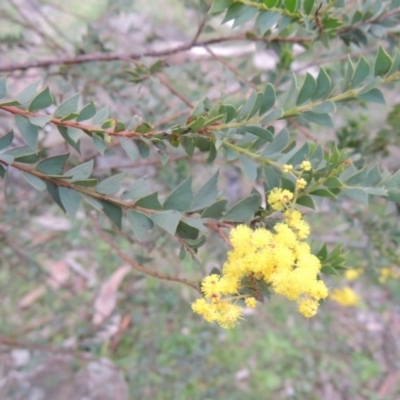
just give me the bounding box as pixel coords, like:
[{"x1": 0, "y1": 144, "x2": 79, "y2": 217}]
[{"x1": 1, "y1": 0, "x2": 400, "y2": 330}]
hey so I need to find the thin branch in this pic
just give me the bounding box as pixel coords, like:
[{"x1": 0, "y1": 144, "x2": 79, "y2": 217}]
[
  {"x1": 0, "y1": 34, "x2": 312, "y2": 73},
  {"x1": 157, "y1": 74, "x2": 194, "y2": 108},
  {"x1": 90, "y1": 215, "x2": 200, "y2": 292}
]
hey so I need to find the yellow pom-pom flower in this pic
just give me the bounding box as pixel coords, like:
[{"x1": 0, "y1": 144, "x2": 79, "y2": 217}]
[
  {"x1": 297, "y1": 297, "x2": 319, "y2": 318},
  {"x1": 267, "y1": 188, "x2": 293, "y2": 211},
  {"x1": 330, "y1": 287, "x2": 360, "y2": 306},
  {"x1": 283, "y1": 164, "x2": 293, "y2": 173},
  {"x1": 245, "y1": 297, "x2": 257, "y2": 308},
  {"x1": 300, "y1": 160, "x2": 312, "y2": 171},
  {"x1": 296, "y1": 178, "x2": 307, "y2": 190}
]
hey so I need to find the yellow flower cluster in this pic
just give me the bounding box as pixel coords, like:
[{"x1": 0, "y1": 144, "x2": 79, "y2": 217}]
[
  {"x1": 192, "y1": 190, "x2": 328, "y2": 328},
  {"x1": 330, "y1": 287, "x2": 360, "y2": 306},
  {"x1": 378, "y1": 267, "x2": 400, "y2": 283},
  {"x1": 300, "y1": 161, "x2": 312, "y2": 171},
  {"x1": 345, "y1": 268, "x2": 363, "y2": 281}
]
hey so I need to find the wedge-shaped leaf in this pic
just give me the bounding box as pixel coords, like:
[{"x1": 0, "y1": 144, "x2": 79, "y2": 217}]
[
  {"x1": 0, "y1": 131, "x2": 13, "y2": 151},
  {"x1": 223, "y1": 193, "x2": 261, "y2": 222},
  {"x1": 54, "y1": 93, "x2": 80, "y2": 118},
  {"x1": 151, "y1": 210, "x2": 182, "y2": 235},
  {"x1": 72, "y1": 179, "x2": 98, "y2": 186},
  {"x1": 92, "y1": 106, "x2": 109, "y2": 125},
  {"x1": 262, "y1": 128, "x2": 290, "y2": 156},
  {"x1": 260, "y1": 108, "x2": 283, "y2": 124},
  {"x1": 366, "y1": 165, "x2": 382, "y2": 186},
  {"x1": 209, "y1": 0, "x2": 233, "y2": 14},
  {"x1": 181, "y1": 217, "x2": 208, "y2": 233},
  {"x1": 296, "y1": 73, "x2": 317, "y2": 106},
  {"x1": 35, "y1": 153, "x2": 69, "y2": 175},
  {"x1": 22, "y1": 172, "x2": 46, "y2": 191},
  {"x1": 312, "y1": 68, "x2": 331, "y2": 101},
  {"x1": 134, "y1": 192, "x2": 163, "y2": 210},
  {"x1": 67, "y1": 160, "x2": 93, "y2": 181},
  {"x1": 46, "y1": 182, "x2": 66, "y2": 212},
  {"x1": 176, "y1": 221, "x2": 199, "y2": 240},
  {"x1": 135, "y1": 139, "x2": 150, "y2": 159},
  {"x1": 101, "y1": 201, "x2": 122, "y2": 229},
  {"x1": 180, "y1": 136, "x2": 195, "y2": 158},
  {"x1": 0, "y1": 153, "x2": 14, "y2": 164},
  {"x1": 0, "y1": 76, "x2": 6, "y2": 99},
  {"x1": 285, "y1": 0, "x2": 298, "y2": 12},
  {"x1": 247, "y1": 92, "x2": 264, "y2": 120},
  {"x1": 66, "y1": 127, "x2": 83, "y2": 143},
  {"x1": 60, "y1": 113, "x2": 79, "y2": 122},
  {"x1": 312, "y1": 101, "x2": 336, "y2": 114},
  {"x1": 16, "y1": 80, "x2": 40, "y2": 104},
  {"x1": 29, "y1": 115, "x2": 52, "y2": 127},
  {"x1": 127, "y1": 210, "x2": 154, "y2": 240},
  {"x1": 93, "y1": 135, "x2": 107, "y2": 155},
  {"x1": 15, "y1": 115, "x2": 39, "y2": 151},
  {"x1": 357, "y1": 88, "x2": 385, "y2": 105},
  {"x1": 28, "y1": 87, "x2": 53, "y2": 111},
  {"x1": 260, "y1": 84, "x2": 276, "y2": 116},
  {"x1": 207, "y1": 142, "x2": 217, "y2": 163},
  {"x1": 59, "y1": 187, "x2": 82, "y2": 219},
  {"x1": 244, "y1": 126, "x2": 273, "y2": 141},
  {"x1": 255, "y1": 11, "x2": 280, "y2": 35},
  {"x1": 342, "y1": 187, "x2": 368, "y2": 205},
  {"x1": 309, "y1": 188, "x2": 337, "y2": 199},
  {"x1": 5, "y1": 146, "x2": 39, "y2": 163},
  {"x1": 223, "y1": 3, "x2": 256, "y2": 25},
  {"x1": 342, "y1": 58, "x2": 354, "y2": 91},
  {"x1": 163, "y1": 176, "x2": 193, "y2": 212},
  {"x1": 304, "y1": 0, "x2": 314, "y2": 14},
  {"x1": 240, "y1": 155, "x2": 258, "y2": 182},
  {"x1": 302, "y1": 112, "x2": 333, "y2": 128},
  {"x1": 82, "y1": 194, "x2": 103, "y2": 210},
  {"x1": 224, "y1": 104, "x2": 237, "y2": 122},
  {"x1": 191, "y1": 171, "x2": 219, "y2": 211},
  {"x1": 58, "y1": 126, "x2": 81, "y2": 153},
  {"x1": 121, "y1": 178, "x2": 151, "y2": 200},
  {"x1": 352, "y1": 57, "x2": 370, "y2": 88},
  {"x1": 374, "y1": 45, "x2": 392, "y2": 77},
  {"x1": 96, "y1": 173, "x2": 125, "y2": 195},
  {"x1": 77, "y1": 102, "x2": 96, "y2": 122},
  {"x1": 324, "y1": 177, "x2": 343, "y2": 188},
  {"x1": 345, "y1": 168, "x2": 367, "y2": 186},
  {"x1": 237, "y1": 91, "x2": 256, "y2": 120},
  {"x1": 264, "y1": 166, "x2": 280, "y2": 191},
  {"x1": 201, "y1": 199, "x2": 228, "y2": 219},
  {"x1": 187, "y1": 116, "x2": 206, "y2": 132},
  {"x1": 120, "y1": 137, "x2": 138, "y2": 161},
  {"x1": 296, "y1": 195, "x2": 315, "y2": 209}
]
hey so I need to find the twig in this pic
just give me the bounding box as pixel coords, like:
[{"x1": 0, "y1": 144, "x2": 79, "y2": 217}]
[
  {"x1": 157, "y1": 74, "x2": 194, "y2": 108},
  {"x1": 89, "y1": 215, "x2": 200, "y2": 292}
]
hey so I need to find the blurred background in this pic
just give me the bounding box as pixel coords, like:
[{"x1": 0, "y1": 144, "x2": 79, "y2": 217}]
[{"x1": 1, "y1": 0, "x2": 400, "y2": 399}]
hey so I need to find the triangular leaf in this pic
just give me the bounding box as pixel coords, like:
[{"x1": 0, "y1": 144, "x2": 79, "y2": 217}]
[
  {"x1": 191, "y1": 171, "x2": 219, "y2": 211},
  {"x1": 151, "y1": 210, "x2": 182, "y2": 235},
  {"x1": 164, "y1": 176, "x2": 193, "y2": 212}
]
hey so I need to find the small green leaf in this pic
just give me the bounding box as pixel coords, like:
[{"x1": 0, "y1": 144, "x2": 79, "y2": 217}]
[
  {"x1": 312, "y1": 68, "x2": 331, "y2": 101},
  {"x1": 222, "y1": 3, "x2": 255, "y2": 25},
  {"x1": 127, "y1": 210, "x2": 154, "y2": 240},
  {"x1": 209, "y1": 0, "x2": 233, "y2": 14},
  {"x1": 0, "y1": 131, "x2": 13, "y2": 151},
  {"x1": 135, "y1": 192, "x2": 163, "y2": 210},
  {"x1": 135, "y1": 139, "x2": 150, "y2": 158},
  {"x1": 260, "y1": 84, "x2": 276, "y2": 115},
  {"x1": 93, "y1": 135, "x2": 107, "y2": 155},
  {"x1": 302, "y1": 112, "x2": 334, "y2": 128},
  {"x1": 77, "y1": 102, "x2": 96, "y2": 121},
  {"x1": 206, "y1": 142, "x2": 217, "y2": 163},
  {"x1": 82, "y1": 194, "x2": 103, "y2": 210},
  {"x1": 164, "y1": 176, "x2": 193, "y2": 212},
  {"x1": 244, "y1": 126, "x2": 273, "y2": 141},
  {"x1": 16, "y1": 80, "x2": 40, "y2": 104},
  {"x1": 201, "y1": 199, "x2": 228, "y2": 219},
  {"x1": 72, "y1": 179, "x2": 98, "y2": 187},
  {"x1": 309, "y1": 188, "x2": 337, "y2": 199},
  {"x1": 67, "y1": 160, "x2": 94, "y2": 181},
  {"x1": 223, "y1": 193, "x2": 261, "y2": 222},
  {"x1": 36, "y1": 153, "x2": 69, "y2": 175},
  {"x1": 176, "y1": 221, "x2": 199, "y2": 240},
  {"x1": 92, "y1": 106, "x2": 109, "y2": 125},
  {"x1": 311, "y1": 101, "x2": 336, "y2": 114},
  {"x1": 284, "y1": 0, "x2": 298, "y2": 13},
  {"x1": 260, "y1": 108, "x2": 283, "y2": 124},
  {"x1": 57, "y1": 126, "x2": 81, "y2": 153},
  {"x1": 120, "y1": 137, "x2": 138, "y2": 160},
  {"x1": 22, "y1": 172, "x2": 46, "y2": 191},
  {"x1": 255, "y1": 11, "x2": 280, "y2": 35},
  {"x1": 352, "y1": 57, "x2": 370, "y2": 88},
  {"x1": 296, "y1": 73, "x2": 317, "y2": 106},
  {"x1": 28, "y1": 87, "x2": 53, "y2": 111},
  {"x1": 6, "y1": 146, "x2": 39, "y2": 163},
  {"x1": 357, "y1": 88, "x2": 385, "y2": 104},
  {"x1": 191, "y1": 171, "x2": 219, "y2": 211},
  {"x1": 54, "y1": 93, "x2": 80, "y2": 118},
  {"x1": 296, "y1": 195, "x2": 315, "y2": 209},
  {"x1": 237, "y1": 91, "x2": 256, "y2": 120},
  {"x1": 59, "y1": 187, "x2": 82, "y2": 219},
  {"x1": 0, "y1": 76, "x2": 6, "y2": 99},
  {"x1": 29, "y1": 115, "x2": 52, "y2": 127},
  {"x1": 96, "y1": 173, "x2": 125, "y2": 195},
  {"x1": 374, "y1": 45, "x2": 392, "y2": 77},
  {"x1": 46, "y1": 182, "x2": 66, "y2": 212},
  {"x1": 247, "y1": 92, "x2": 264, "y2": 120},
  {"x1": 239, "y1": 155, "x2": 258, "y2": 182},
  {"x1": 224, "y1": 104, "x2": 237, "y2": 122},
  {"x1": 101, "y1": 201, "x2": 122, "y2": 229},
  {"x1": 121, "y1": 178, "x2": 151, "y2": 200},
  {"x1": 151, "y1": 210, "x2": 182, "y2": 235},
  {"x1": 264, "y1": 166, "x2": 281, "y2": 191},
  {"x1": 187, "y1": 116, "x2": 206, "y2": 132},
  {"x1": 262, "y1": 128, "x2": 290, "y2": 156},
  {"x1": 180, "y1": 136, "x2": 195, "y2": 158},
  {"x1": 67, "y1": 127, "x2": 84, "y2": 143},
  {"x1": 342, "y1": 187, "x2": 368, "y2": 205},
  {"x1": 303, "y1": 0, "x2": 314, "y2": 14},
  {"x1": 181, "y1": 217, "x2": 208, "y2": 233},
  {"x1": 15, "y1": 115, "x2": 39, "y2": 151},
  {"x1": 324, "y1": 177, "x2": 343, "y2": 188}
]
